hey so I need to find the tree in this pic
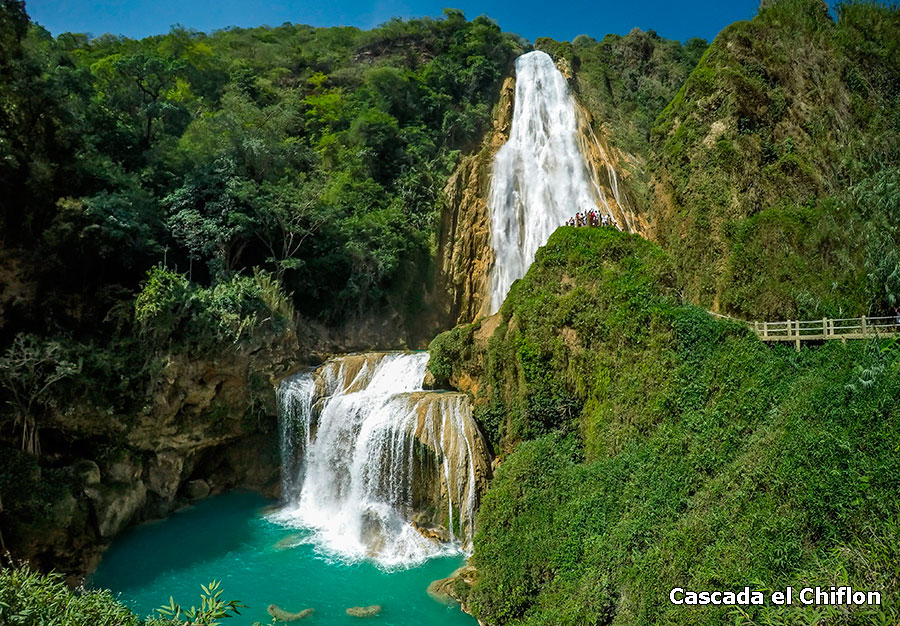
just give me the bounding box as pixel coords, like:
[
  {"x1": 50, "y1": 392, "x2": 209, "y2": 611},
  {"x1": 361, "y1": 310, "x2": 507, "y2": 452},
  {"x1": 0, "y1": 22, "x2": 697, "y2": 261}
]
[
  {"x1": 165, "y1": 159, "x2": 256, "y2": 276},
  {"x1": 0, "y1": 334, "x2": 81, "y2": 456},
  {"x1": 251, "y1": 177, "x2": 327, "y2": 280},
  {"x1": 90, "y1": 51, "x2": 188, "y2": 155}
]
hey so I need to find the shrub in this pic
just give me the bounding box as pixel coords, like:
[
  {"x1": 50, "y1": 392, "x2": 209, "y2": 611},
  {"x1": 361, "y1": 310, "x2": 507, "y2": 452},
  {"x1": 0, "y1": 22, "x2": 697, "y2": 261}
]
[{"x1": 134, "y1": 266, "x2": 294, "y2": 353}]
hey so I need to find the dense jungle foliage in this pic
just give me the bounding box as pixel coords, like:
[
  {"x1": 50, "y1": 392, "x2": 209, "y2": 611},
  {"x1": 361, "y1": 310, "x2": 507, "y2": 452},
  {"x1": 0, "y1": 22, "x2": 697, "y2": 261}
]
[
  {"x1": 0, "y1": 0, "x2": 520, "y2": 448},
  {"x1": 536, "y1": 30, "x2": 707, "y2": 163},
  {"x1": 430, "y1": 226, "x2": 900, "y2": 625},
  {"x1": 4, "y1": 0, "x2": 900, "y2": 624},
  {"x1": 0, "y1": 0, "x2": 519, "y2": 328}
]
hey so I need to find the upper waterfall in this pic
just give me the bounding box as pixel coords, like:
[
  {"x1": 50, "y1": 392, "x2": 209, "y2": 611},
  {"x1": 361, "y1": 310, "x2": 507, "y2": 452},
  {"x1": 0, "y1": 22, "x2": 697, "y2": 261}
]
[
  {"x1": 272, "y1": 352, "x2": 491, "y2": 569},
  {"x1": 487, "y1": 50, "x2": 607, "y2": 314}
]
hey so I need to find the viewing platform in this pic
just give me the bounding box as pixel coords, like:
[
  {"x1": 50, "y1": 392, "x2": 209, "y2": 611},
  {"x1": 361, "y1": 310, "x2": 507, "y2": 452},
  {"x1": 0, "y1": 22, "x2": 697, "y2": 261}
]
[{"x1": 751, "y1": 316, "x2": 900, "y2": 350}]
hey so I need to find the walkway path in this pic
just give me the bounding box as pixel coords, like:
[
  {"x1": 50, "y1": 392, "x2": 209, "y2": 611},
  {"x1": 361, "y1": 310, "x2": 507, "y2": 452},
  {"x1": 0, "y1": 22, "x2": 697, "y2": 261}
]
[{"x1": 711, "y1": 313, "x2": 900, "y2": 350}]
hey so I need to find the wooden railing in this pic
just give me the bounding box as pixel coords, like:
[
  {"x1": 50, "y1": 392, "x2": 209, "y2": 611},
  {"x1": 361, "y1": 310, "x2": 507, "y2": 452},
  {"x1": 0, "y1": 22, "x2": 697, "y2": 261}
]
[{"x1": 750, "y1": 316, "x2": 900, "y2": 348}]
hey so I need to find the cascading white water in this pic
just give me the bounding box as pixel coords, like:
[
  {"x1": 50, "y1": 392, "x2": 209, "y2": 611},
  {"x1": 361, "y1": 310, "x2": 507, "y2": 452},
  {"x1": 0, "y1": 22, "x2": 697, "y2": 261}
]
[
  {"x1": 272, "y1": 352, "x2": 487, "y2": 569},
  {"x1": 488, "y1": 50, "x2": 609, "y2": 314}
]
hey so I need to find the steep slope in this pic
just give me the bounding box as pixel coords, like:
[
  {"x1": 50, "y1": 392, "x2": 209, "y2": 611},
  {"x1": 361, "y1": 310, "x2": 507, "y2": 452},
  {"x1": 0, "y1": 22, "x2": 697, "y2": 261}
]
[
  {"x1": 0, "y1": 270, "x2": 299, "y2": 578},
  {"x1": 0, "y1": 7, "x2": 522, "y2": 577},
  {"x1": 429, "y1": 227, "x2": 900, "y2": 625},
  {"x1": 649, "y1": 0, "x2": 900, "y2": 319},
  {"x1": 434, "y1": 76, "x2": 515, "y2": 325}
]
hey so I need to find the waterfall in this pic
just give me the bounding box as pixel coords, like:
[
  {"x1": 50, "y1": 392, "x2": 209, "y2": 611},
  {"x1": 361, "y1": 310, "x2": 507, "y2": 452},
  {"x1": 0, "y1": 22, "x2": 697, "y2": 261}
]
[
  {"x1": 272, "y1": 352, "x2": 489, "y2": 569},
  {"x1": 488, "y1": 50, "x2": 609, "y2": 314}
]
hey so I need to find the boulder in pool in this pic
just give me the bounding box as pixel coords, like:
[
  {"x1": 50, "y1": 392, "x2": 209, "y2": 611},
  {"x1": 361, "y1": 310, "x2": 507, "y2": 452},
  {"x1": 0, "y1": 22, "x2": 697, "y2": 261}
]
[
  {"x1": 346, "y1": 604, "x2": 382, "y2": 617},
  {"x1": 267, "y1": 604, "x2": 314, "y2": 621}
]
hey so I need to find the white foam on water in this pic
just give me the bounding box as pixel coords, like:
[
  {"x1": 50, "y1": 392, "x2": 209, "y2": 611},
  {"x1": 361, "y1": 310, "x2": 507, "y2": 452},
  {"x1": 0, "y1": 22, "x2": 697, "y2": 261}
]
[{"x1": 271, "y1": 352, "x2": 481, "y2": 569}]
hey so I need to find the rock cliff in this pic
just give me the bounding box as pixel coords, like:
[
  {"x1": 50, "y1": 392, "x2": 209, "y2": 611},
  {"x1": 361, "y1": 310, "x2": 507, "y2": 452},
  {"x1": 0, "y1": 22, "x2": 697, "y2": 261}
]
[
  {"x1": 0, "y1": 328, "x2": 299, "y2": 580},
  {"x1": 435, "y1": 59, "x2": 647, "y2": 326},
  {"x1": 435, "y1": 76, "x2": 515, "y2": 326},
  {"x1": 281, "y1": 353, "x2": 493, "y2": 550}
]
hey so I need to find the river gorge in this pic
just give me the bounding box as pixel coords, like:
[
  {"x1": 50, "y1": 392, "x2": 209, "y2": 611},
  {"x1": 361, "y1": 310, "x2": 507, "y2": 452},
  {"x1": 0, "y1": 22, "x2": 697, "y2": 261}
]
[{"x1": 82, "y1": 46, "x2": 607, "y2": 623}]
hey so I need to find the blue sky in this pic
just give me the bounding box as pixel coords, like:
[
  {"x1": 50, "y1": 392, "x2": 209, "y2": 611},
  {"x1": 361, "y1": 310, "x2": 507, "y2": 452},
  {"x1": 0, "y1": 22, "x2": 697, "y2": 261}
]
[{"x1": 26, "y1": 0, "x2": 821, "y2": 44}]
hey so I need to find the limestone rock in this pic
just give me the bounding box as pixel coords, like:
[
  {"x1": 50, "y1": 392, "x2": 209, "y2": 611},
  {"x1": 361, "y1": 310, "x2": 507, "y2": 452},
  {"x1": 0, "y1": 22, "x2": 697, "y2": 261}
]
[
  {"x1": 184, "y1": 479, "x2": 210, "y2": 500},
  {"x1": 405, "y1": 391, "x2": 493, "y2": 549},
  {"x1": 86, "y1": 481, "x2": 147, "y2": 538},
  {"x1": 346, "y1": 605, "x2": 382, "y2": 618},
  {"x1": 267, "y1": 605, "x2": 314, "y2": 621},
  {"x1": 428, "y1": 565, "x2": 478, "y2": 610},
  {"x1": 3, "y1": 322, "x2": 299, "y2": 578},
  {"x1": 573, "y1": 100, "x2": 645, "y2": 236},
  {"x1": 434, "y1": 76, "x2": 515, "y2": 326},
  {"x1": 74, "y1": 460, "x2": 100, "y2": 487},
  {"x1": 145, "y1": 451, "x2": 185, "y2": 500},
  {"x1": 105, "y1": 451, "x2": 143, "y2": 483},
  {"x1": 412, "y1": 519, "x2": 450, "y2": 543}
]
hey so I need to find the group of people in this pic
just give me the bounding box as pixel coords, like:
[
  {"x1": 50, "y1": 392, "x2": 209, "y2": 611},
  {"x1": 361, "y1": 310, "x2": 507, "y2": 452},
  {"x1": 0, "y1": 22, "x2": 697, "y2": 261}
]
[{"x1": 566, "y1": 210, "x2": 618, "y2": 229}]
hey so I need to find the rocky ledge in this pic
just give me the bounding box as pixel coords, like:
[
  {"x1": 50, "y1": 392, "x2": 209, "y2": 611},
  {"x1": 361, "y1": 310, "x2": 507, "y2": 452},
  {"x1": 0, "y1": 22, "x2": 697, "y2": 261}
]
[
  {"x1": 0, "y1": 328, "x2": 299, "y2": 581},
  {"x1": 428, "y1": 564, "x2": 484, "y2": 625}
]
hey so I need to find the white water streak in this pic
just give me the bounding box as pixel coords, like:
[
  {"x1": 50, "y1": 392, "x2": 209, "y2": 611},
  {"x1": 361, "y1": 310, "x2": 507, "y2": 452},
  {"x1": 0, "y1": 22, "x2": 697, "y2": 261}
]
[{"x1": 488, "y1": 50, "x2": 610, "y2": 313}]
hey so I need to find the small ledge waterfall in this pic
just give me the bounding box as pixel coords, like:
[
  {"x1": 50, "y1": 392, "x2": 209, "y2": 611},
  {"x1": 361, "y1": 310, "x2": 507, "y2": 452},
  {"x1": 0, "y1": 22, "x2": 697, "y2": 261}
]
[
  {"x1": 273, "y1": 352, "x2": 491, "y2": 569},
  {"x1": 488, "y1": 50, "x2": 610, "y2": 314}
]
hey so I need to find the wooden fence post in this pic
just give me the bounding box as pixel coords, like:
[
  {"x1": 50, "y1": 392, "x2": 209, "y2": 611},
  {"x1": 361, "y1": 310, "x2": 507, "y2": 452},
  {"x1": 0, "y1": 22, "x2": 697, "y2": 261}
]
[
  {"x1": 861, "y1": 315, "x2": 867, "y2": 338},
  {"x1": 794, "y1": 320, "x2": 801, "y2": 351}
]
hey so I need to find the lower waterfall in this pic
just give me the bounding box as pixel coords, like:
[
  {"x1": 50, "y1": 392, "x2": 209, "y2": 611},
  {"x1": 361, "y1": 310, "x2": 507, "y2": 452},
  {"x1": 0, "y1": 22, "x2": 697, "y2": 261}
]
[{"x1": 272, "y1": 352, "x2": 490, "y2": 569}]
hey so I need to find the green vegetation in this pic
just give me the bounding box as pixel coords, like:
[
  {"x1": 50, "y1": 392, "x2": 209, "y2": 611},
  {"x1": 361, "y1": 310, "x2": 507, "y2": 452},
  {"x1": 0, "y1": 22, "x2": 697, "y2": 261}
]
[
  {"x1": 533, "y1": 30, "x2": 706, "y2": 211},
  {"x1": 430, "y1": 227, "x2": 900, "y2": 625},
  {"x1": 0, "y1": 563, "x2": 158, "y2": 625},
  {"x1": 0, "y1": 1, "x2": 519, "y2": 457},
  {"x1": 0, "y1": 564, "x2": 256, "y2": 626},
  {"x1": 156, "y1": 579, "x2": 245, "y2": 625},
  {"x1": 2, "y1": 3, "x2": 519, "y2": 331},
  {"x1": 537, "y1": 30, "x2": 706, "y2": 158},
  {"x1": 649, "y1": 0, "x2": 900, "y2": 320},
  {"x1": 133, "y1": 266, "x2": 294, "y2": 352},
  {"x1": 4, "y1": 1, "x2": 900, "y2": 623}
]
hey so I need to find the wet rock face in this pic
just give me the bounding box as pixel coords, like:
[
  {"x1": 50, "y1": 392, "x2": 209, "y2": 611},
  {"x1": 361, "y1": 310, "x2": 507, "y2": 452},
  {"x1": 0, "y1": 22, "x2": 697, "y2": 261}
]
[
  {"x1": 1, "y1": 331, "x2": 297, "y2": 580},
  {"x1": 573, "y1": 100, "x2": 647, "y2": 236},
  {"x1": 406, "y1": 391, "x2": 493, "y2": 544},
  {"x1": 434, "y1": 76, "x2": 515, "y2": 326},
  {"x1": 435, "y1": 61, "x2": 644, "y2": 326},
  {"x1": 278, "y1": 354, "x2": 494, "y2": 559}
]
